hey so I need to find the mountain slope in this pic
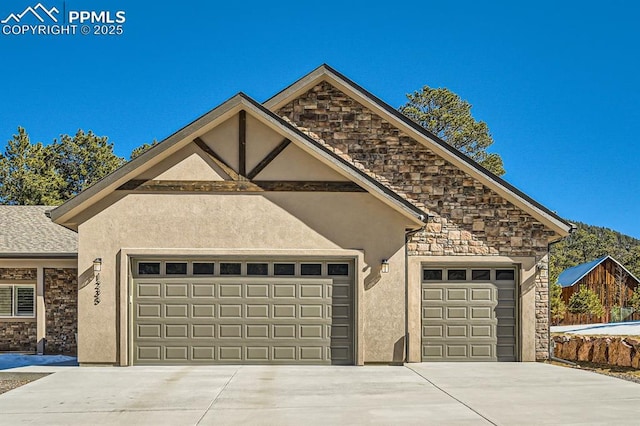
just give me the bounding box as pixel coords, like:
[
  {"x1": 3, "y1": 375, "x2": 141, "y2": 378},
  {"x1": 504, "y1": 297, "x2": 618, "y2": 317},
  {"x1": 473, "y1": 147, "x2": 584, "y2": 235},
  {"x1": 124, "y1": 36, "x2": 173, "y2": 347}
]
[{"x1": 550, "y1": 221, "x2": 640, "y2": 284}]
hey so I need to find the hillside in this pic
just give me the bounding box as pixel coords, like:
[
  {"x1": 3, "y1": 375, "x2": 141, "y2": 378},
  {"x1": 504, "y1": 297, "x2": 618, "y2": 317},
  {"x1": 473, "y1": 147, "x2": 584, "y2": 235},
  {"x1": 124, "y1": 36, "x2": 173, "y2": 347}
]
[{"x1": 550, "y1": 221, "x2": 640, "y2": 284}]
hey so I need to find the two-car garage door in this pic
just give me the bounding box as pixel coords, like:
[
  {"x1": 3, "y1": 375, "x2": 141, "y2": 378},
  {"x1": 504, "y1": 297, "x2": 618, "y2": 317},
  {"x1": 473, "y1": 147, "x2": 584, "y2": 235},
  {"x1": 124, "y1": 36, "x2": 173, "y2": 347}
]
[{"x1": 131, "y1": 259, "x2": 354, "y2": 365}]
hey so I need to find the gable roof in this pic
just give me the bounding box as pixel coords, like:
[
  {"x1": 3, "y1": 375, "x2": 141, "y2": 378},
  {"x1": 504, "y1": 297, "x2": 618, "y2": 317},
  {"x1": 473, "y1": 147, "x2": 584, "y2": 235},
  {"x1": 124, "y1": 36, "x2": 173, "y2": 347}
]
[
  {"x1": 0, "y1": 206, "x2": 77, "y2": 258},
  {"x1": 50, "y1": 93, "x2": 426, "y2": 228},
  {"x1": 264, "y1": 64, "x2": 573, "y2": 238},
  {"x1": 557, "y1": 255, "x2": 640, "y2": 287}
]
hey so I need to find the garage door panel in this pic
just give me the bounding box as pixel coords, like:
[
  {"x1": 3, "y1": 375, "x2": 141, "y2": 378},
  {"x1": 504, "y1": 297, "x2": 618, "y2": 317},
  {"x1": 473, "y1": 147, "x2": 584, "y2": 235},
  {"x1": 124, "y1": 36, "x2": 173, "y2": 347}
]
[
  {"x1": 192, "y1": 324, "x2": 215, "y2": 338},
  {"x1": 133, "y1": 264, "x2": 353, "y2": 365},
  {"x1": 273, "y1": 284, "x2": 296, "y2": 298},
  {"x1": 246, "y1": 284, "x2": 269, "y2": 298},
  {"x1": 138, "y1": 304, "x2": 161, "y2": 318},
  {"x1": 446, "y1": 325, "x2": 467, "y2": 338},
  {"x1": 423, "y1": 288, "x2": 444, "y2": 301},
  {"x1": 165, "y1": 304, "x2": 189, "y2": 318},
  {"x1": 165, "y1": 283, "x2": 188, "y2": 297},
  {"x1": 192, "y1": 346, "x2": 215, "y2": 360},
  {"x1": 192, "y1": 305, "x2": 215, "y2": 318},
  {"x1": 447, "y1": 288, "x2": 467, "y2": 301},
  {"x1": 422, "y1": 268, "x2": 517, "y2": 362},
  {"x1": 446, "y1": 307, "x2": 467, "y2": 319},
  {"x1": 471, "y1": 288, "x2": 492, "y2": 301},
  {"x1": 138, "y1": 283, "x2": 161, "y2": 297},
  {"x1": 193, "y1": 284, "x2": 215, "y2": 297},
  {"x1": 219, "y1": 284, "x2": 242, "y2": 298}
]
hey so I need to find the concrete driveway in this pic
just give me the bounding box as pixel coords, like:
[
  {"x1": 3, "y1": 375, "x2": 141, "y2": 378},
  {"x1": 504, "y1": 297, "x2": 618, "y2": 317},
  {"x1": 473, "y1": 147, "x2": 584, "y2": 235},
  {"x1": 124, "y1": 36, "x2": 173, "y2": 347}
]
[{"x1": 1, "y1": 363, "x2": 639, "y2": 425}]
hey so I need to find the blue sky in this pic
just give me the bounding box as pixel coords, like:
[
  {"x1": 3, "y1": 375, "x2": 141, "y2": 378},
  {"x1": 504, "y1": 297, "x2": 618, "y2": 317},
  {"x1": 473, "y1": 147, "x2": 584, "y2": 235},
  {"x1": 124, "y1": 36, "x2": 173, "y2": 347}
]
[{"x1": 1, "y1": 1, "x2": 639, "y2": 237}]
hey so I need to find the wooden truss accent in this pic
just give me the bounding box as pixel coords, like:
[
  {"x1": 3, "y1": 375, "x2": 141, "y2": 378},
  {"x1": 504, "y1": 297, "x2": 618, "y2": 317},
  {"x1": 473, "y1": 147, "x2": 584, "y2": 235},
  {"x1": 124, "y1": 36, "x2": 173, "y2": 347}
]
[
  {"x1": 238, "y1": 110, "x2": 247, "y2": 176},
  {"x1": 117, "y1": 180, "x2": 365, "y2": 193},
  {"x1": 246, "y1": 138, "x2": 291, "y2": 180},
  {"x1": 193, "y1": 137, "x2": 242, "y2": 181}
]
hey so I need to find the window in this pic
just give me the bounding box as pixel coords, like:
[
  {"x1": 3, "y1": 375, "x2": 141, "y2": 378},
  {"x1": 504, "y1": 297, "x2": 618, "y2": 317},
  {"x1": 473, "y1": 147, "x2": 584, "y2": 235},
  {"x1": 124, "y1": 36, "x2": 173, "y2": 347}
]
[
  {"x1": 138, "y1": 262, "x2": 160, "y2": 275},
  {"x1": 193, "y1": 262, "x2": 214, "y2": 275},
  {"x1": 447, "y1": 269, "x2": 467, "y2": 280},
  {"x1": 220, "y1": 263, "x2": 241, "y2": 275},
  {"x1": 496, "y1": 269, "x2": 515, "y2": 280},
  {"x1": 328, "y1": 264, "x2": 349, "y2": 276},
  {"x1": 471, "y1": 270, "x2": 491, "y2": 281},
  {"x1": 274, "y1": 263, "x2": 295, "y2": 276},
  {"x1": 166, "y1": 262, "x2": 187, "y2": 275},
  {"x1": 247, "y1": 263, "x2": 268, "y2": 276},
  {"x1": 301, "y1": 264, "x2": 322, "y2": 276},
  {"x1": 423, "y1": 269, "x2": 443, "y2": 281},
  {"x1": 0, "y1": 285, "x2": 35, "y2": 318}
]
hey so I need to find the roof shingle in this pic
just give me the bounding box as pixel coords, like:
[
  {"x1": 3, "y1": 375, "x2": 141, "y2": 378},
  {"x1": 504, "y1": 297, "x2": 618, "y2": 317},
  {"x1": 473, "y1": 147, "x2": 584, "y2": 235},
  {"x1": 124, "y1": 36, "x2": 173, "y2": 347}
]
[{"x1": 0, "y1": 206, "x2": 77, "y2": 256}]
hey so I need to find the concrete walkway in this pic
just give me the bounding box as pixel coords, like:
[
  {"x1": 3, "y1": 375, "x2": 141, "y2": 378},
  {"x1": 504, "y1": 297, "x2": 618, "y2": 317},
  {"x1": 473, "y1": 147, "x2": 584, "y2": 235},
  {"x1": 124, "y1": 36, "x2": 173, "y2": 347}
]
[{"x1": 1, "y1": 363, "x2": 639, "y2": 425}]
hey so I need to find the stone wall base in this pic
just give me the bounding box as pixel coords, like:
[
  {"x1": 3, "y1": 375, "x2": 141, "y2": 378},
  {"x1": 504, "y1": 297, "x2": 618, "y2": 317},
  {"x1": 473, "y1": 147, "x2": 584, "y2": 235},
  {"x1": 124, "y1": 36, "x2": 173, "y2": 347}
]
[{"x1": 553, "y1": 335, "x2": 640, "y2": 368}]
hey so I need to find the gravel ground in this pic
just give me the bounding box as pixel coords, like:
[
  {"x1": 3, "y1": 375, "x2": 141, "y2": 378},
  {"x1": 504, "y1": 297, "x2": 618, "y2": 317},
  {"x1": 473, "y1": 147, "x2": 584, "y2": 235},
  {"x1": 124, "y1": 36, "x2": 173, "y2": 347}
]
[
  {"x1": 0, "y1": 373, "x2": 49, "y2": 395},
  {"x1": 547, "y1": 360, "x2": 640, "y2": 385}
]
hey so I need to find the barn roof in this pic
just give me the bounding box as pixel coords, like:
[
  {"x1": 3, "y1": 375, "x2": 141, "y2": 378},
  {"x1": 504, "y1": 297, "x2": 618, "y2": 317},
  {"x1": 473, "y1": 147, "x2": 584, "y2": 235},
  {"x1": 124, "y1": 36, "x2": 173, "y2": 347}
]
[{"x1": 557, "y1": 255, "x2": 640, "y2": 287}]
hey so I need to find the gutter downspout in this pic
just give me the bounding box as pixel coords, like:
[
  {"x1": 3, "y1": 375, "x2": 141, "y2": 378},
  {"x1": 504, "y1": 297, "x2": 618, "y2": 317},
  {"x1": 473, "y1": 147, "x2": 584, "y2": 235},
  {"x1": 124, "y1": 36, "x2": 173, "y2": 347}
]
[
  {"x1": 405, "y1": 220, "x2": 426, "y2": 363},
  {"x1": 547, "y1": 223, "x2": 577, "y2": 360}
]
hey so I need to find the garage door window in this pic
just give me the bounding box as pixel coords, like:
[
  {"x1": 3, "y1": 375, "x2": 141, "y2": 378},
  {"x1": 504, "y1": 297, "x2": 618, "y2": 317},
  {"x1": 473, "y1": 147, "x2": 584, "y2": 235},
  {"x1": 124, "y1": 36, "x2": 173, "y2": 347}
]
[
  {"x1": 138, "y1": 262, "x2": 160, "y2": 275},
  {"x1": 166, "y1": 262, "x2": 187, "y2": 275},
  {"x1": 471, "y1": 270, "x2": 490, "y2": 280},
  {"x1": 423, "y1": 269, "x2": 443, "y2": 281},
  {"x1": 193, "y1": 262, "x2": 214, "y2": 275},
  {"x1": 301, "y1": 264, "x2": 322, "y2": 276},
  {"x1": 328, "y1": 264, "x2": 349, "y2": 276},
  {"x1": 274, "y1": 263, "x2": 295, "y2": 276},
  {"x1": 220, "y1": 263, "x2": 241, "y2": 275},
  {"x1": 447, "y1": 269, "x2": 467, "y2": 281},
  {"x1": 247, "y1": 263, "x2": 268, "y2": 276},
  {"x1": 496, "y1": 270, "x2": 515, "y2": 280}
]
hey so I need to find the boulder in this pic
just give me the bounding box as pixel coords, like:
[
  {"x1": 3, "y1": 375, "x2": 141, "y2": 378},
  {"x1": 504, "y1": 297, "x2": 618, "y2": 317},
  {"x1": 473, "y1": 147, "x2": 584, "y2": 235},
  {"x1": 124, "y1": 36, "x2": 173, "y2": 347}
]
[
  {"x1": 577, "y1": 337, "x2": 594, "y2": 362},
  {"x1": 592, "y1": 338, "x2": 610, "y2": 364},
  {"x1": 563, "y1": 337, "x2": 580, "y2": 361},
  {"x1": 616, "y1": 340, "x2": 634, "y2": 367},
  {"x1": 632, "y1": 351, "x2": 640, "y2": 369},
  {"x1": 608, "y1": 339, "x2": 621, "y2": 364}
]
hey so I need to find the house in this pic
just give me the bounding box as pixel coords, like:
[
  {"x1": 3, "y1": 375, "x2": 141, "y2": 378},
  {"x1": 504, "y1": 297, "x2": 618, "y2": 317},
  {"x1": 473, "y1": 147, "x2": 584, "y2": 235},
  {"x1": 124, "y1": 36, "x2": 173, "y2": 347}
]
[
  {"x1": 47, "y1": 65, "x2": 571, "y2": 366},
  {"x1": 558, "y1": 255, "x2": 640, "y2": 324},
  {"x1": 0, "y1": 206, "x2": 78, "y2": 354}
]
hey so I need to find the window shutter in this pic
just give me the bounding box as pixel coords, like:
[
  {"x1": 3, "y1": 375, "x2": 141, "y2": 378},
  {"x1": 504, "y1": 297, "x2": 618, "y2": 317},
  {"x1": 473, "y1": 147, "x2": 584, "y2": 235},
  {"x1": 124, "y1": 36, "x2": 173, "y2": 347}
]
[
  {"x1": 0, "y1": 287, "x2": 13, "y2": 316},
  {"x1": 15, "y1": 287, "x2": 35, "y2": 316}
]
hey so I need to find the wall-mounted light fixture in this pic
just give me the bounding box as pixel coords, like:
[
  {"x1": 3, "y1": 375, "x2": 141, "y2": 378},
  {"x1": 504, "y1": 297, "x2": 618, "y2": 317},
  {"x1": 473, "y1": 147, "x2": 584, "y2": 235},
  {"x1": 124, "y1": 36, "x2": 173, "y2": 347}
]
[
  {"x1": 93, "y1": 258, "x2": 102, "y2": 306},
  {"x1": 381, "y1": 259, "x2": 390, "y2": 273},
  {"x1": 93, "y1": 258, "x2": 102, "y2": 273}
]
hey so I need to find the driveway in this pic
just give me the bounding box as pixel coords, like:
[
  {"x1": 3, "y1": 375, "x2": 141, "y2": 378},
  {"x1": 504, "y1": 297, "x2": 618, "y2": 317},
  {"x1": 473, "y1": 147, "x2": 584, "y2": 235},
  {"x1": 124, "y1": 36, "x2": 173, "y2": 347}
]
[{"x1": 1, "y1": 363, "x2": 639, "y2": 425}]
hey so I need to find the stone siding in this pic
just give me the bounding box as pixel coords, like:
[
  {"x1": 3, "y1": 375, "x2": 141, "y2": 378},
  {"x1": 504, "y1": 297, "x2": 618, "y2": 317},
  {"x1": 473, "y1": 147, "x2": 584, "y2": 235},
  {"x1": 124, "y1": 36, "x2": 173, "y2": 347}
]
[
  {"x1": 277, "y1": 82, "x2": 559, "y2": 359},
  {"x1": 45, "y1": 268, "x2": 78, "y2": 354},
  {"x1": 0, "y1": 268, "x2": 37, "y2": 280},
  {"x1": 0, "y1": 322, "x2": 37, "y2": 352},
  {"x1": 0, "y1": 268, "x2": 37, "y2": 352}
]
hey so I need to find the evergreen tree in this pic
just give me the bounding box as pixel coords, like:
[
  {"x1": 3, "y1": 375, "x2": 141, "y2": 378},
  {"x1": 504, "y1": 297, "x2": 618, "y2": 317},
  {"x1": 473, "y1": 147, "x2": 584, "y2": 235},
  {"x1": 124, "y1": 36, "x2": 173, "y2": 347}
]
[
  {"x1": 399, "y1": 86, "x2": 505, "y2": 175},
  {"x1": 0, "y1": 127, "x2": 64, "y2": 205}
]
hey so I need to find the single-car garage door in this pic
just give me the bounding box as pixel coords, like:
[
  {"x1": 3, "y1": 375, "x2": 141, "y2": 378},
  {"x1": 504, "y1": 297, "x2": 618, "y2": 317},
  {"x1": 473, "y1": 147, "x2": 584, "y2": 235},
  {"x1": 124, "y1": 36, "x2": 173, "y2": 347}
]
[
  {"x1": 131, "y1": 259, "x2": 354, "y2": 365},
  {"x1": 421, "y1": 267, "x2": 517, "y2": 362}
]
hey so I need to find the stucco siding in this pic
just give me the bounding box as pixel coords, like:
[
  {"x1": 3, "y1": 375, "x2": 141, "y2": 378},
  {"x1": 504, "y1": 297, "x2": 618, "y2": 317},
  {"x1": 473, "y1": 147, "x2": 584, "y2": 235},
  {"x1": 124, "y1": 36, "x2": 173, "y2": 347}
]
[{"x1": 77, "y1": 192, "x2": 412, "y2": 364}]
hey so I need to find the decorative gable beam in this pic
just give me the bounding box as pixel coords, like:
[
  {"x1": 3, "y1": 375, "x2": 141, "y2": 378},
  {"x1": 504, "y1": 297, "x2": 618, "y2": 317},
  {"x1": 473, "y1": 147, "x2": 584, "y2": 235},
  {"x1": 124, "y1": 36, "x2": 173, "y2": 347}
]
[
  {"x1": 117, "y1": 179, "x2": 365, "y2": 193},
  {"x1": 193, "y1": 137, "x2": 242, "y2": 181},
  {"x1": 239, "y1": 110, "x2": 247, "y2": 176},
  {"x1": 247, "y1": 138, "x2": 291, "y2": 180}
]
